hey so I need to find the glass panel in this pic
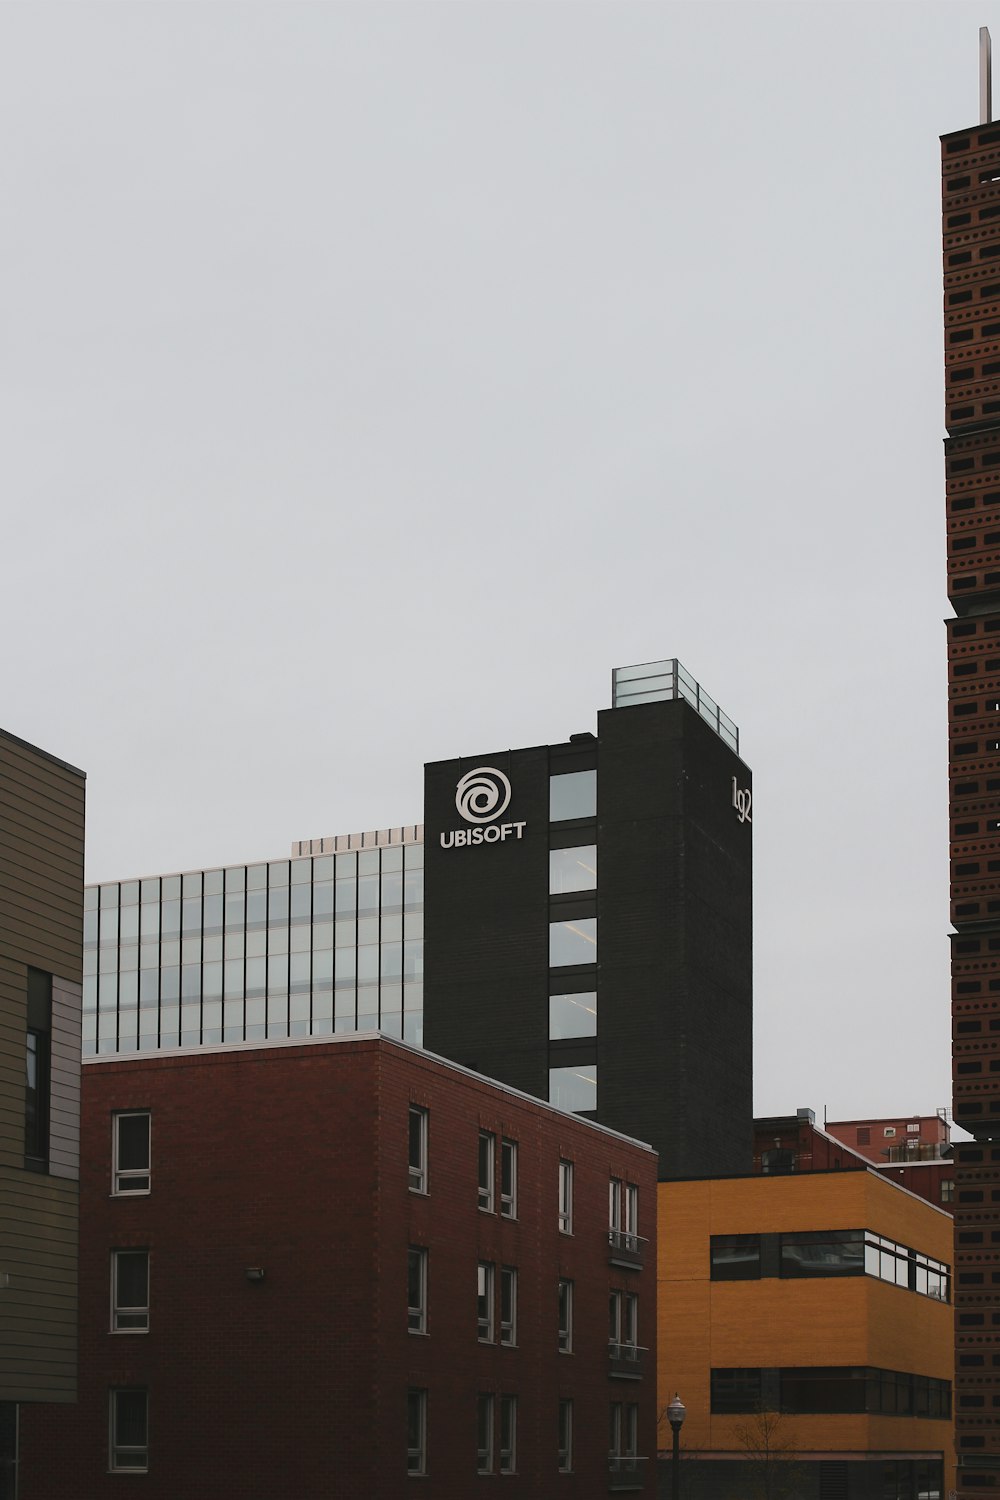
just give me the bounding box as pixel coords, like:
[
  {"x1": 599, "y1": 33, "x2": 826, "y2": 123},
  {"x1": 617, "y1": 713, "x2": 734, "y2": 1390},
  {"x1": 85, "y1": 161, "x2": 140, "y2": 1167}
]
[
  {"x1": 549, "y1": 770, "x2": 597, "y2": 822},
  {"x1": 549, "y1": 845, "x2": 597, "y2": 894},
  {"x1": 549, "y1": 991, "x2": 597, "y2": 1039},
  {"x1": 549, "y1": 918, "x2": 597, "y2": 967},
  {"x1": 549, "y1": 1066, "x2": 597, "y2": 1112}
]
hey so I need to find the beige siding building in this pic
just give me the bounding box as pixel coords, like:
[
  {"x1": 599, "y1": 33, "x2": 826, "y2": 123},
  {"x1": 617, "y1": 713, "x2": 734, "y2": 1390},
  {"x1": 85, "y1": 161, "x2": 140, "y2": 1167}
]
[{"x1": 0, "y1": 729, "x2": 85, "y2": 1494}]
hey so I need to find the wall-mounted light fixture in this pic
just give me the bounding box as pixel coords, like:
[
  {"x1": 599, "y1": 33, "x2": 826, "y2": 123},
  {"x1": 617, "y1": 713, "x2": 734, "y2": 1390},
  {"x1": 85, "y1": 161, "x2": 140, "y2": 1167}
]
[{"x1": 244, "y1": 1267, "x2": 265, "y2": 1283}]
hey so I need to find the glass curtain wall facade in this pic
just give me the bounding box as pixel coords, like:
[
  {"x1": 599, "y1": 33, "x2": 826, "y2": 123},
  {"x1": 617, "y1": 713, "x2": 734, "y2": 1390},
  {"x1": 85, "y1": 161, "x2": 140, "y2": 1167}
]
[{"x1": 83, "y1": 843, "x2": 424, "y2": 1057}]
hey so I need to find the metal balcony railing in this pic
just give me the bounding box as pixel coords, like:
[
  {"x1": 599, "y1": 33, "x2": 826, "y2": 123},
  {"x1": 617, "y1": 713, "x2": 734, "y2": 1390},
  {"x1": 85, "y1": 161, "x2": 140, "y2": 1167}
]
[
  {"x1": 608, "y1": 1455, "x2": 648, "y2": 1492},
  {"x1": 611, "y1": 659, "x2": 739, "y2": 753},
  {"x1": 607, "y1": 1230, "x2": 647, "y2": 1270},
  {"x1": 608, "y1": 1342, "x2": 647, "y2": 1379}
]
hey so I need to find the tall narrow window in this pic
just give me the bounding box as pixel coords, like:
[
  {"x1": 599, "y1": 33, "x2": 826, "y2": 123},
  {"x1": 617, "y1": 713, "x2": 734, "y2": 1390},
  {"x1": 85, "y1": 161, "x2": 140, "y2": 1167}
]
[
  {"x1": 113, "y1": 1113, "x2": 150, "y2": 1195},
  {"x1": 479, "y1": 1131, "x2": 495, "y2": 1212},
  {"x1": 558, "y1": 1399, "x2": 573, "y2": 1473},
  {"x1": 409, "y1": 1106, "x2": 428, "y2": 1194},
  {"x1": 500, "y1": 1139, "x2": 517, "y2": 1218},
  {"x1": 477, "y1": 1394, "x2": 494, "y2": 1474},
  {"x1": 109, "y1": 1389, "x2": 148, "y2": 1471},
  {"x1": 408, "y1": 1247, "x2": 427, "y2": 1334},
  {"x1": 111, "y1": 1251, "x2": 149, "y2": 1332},
  {"x1": 478, "y1": 1262, "x2": 495, "y2": 1342},
  {"x1": 499, "y1": 1395, "x2": 517, "y2": 1474},
  {"x1": 558, "y1": 1160, "x2": 574, "y2": 1234},
  {"x1": 407, "y1": 1388, "x2": 426, "y2": 1475},
  {"x1": 25, "y1": 968, "x2": 52, "y2": 1171},
  {"x1": 609, "y1": 1179, "x2": 639, "y2": 1252},
  {"x1": 558, "y1": 1278, "x2": 573, "y2": 1353},
  {"x1": 500, "y1": 1267, "x2": 517, "y2": 1346},
  {"x1": 610, "y1": 1290, "x2": 639, "y2": 1360}
]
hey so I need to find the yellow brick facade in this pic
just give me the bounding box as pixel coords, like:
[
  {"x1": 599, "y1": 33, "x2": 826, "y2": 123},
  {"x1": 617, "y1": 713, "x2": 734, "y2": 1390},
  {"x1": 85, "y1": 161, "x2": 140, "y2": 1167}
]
[{"x1": 657, "y1": 1172, "x2": 955, "y2": 1483}]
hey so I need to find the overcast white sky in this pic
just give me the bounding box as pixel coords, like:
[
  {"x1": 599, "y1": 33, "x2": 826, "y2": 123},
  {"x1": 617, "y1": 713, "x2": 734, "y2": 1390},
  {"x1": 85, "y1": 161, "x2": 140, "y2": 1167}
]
[{"x1": 3, "y1": 1, "x2": 991, "y2": 1122}]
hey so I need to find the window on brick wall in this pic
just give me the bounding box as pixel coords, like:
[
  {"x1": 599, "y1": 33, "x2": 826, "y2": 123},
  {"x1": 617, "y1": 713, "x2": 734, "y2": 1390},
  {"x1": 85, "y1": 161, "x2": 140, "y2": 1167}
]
[
  {"x1": 113, "y1": 1113, "x2": 150, "y2": 1195},
  {"x1": 409, "y1": 1106, "x2": 428, "y2": 1194},
  {"x1": 408, "y1": 1247, "x2": 427, "y2": 1334},
  {"x1": 109, "y1": 1389, "x2": 148, "y2": 1471},
  {"x1": 500, "y1": 1138, "x2": 517, "y2": 1218},
  {"x1": 558, "y1": 1159, "x2": 574, "y2": 1234},
  {"x1": 111, "y1": 1251, "x2": 149, "y2": 1332}
]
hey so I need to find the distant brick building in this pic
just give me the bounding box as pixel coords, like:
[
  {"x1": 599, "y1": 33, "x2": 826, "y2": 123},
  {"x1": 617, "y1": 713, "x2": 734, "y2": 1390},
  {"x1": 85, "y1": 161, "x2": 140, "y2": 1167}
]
[
  {"x1": 18, "y1": 1033, "x2": 657, "y2": 1498},
  {"x1": 753, "y1": 1109, "x2": 955, "y2": 1213}
]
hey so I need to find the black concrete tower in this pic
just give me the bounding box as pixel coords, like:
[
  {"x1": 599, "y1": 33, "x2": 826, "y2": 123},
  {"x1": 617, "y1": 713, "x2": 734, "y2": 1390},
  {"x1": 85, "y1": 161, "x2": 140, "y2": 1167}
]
[{"x1": 421, "y1": 660, "x2": 753, "y2": 1179}]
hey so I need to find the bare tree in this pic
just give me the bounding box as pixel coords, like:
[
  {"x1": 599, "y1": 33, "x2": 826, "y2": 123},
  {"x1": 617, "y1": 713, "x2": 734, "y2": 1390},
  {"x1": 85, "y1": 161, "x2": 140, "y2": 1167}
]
[{"x1": 731, "y1": 1406, "x2": 806, "y2": 1500}]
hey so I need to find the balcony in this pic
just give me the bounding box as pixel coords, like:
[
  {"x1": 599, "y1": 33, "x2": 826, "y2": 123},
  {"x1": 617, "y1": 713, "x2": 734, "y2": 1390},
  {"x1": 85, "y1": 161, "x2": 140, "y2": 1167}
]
[
  {"x1": 611, "y1": 659, "x2": 739, "y2": 752},
  {"x1": 608, "y1": 1230, "x2": 646, "y2": 1271},
  {"x1": 608, "y1": 1456, "x2": 648, "y2": 1492},
  {"x1": 609, "y1": 1341, "x2": 647, "y2": 1380}
]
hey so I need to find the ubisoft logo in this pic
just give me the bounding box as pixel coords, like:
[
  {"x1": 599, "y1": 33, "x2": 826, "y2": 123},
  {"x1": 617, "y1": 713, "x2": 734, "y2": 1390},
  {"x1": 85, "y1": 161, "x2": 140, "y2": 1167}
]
[
  {"x1": 440, "y1": 766, "x2": 526, "y2": 849},
  {"x1": 455, "y1": 767, "x2": 512, "y2": 824}
]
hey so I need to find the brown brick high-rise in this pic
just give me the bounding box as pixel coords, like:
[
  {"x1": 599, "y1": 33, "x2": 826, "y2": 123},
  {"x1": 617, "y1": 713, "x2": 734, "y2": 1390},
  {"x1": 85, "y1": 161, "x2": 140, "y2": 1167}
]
[{"x1": 940, "y1": 118, "x2": 1000, "y2": 1496}]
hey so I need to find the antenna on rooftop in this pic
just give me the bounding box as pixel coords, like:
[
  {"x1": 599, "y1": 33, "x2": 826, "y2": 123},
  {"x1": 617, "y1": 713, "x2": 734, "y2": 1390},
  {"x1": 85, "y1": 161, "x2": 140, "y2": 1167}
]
[{"x1": 982, "y1": 26, "x2": 993, "y2": 124}]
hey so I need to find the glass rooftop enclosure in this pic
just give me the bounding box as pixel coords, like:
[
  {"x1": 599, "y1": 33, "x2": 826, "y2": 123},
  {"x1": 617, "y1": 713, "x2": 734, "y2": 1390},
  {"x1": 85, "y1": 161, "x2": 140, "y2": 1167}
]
[{"x1": 611, "y1": 659, "x2": 739, "y2": 753}]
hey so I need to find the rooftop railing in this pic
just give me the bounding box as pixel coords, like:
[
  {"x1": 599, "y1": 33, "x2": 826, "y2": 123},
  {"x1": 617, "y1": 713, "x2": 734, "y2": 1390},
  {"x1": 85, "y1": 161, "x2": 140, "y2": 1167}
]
[{"x1": 612, "y1": 659, "x2": 739, "y2": 753}]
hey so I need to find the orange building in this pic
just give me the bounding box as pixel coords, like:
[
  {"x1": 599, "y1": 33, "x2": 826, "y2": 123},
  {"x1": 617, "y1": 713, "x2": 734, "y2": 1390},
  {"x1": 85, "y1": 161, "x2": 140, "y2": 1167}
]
[{"x1": 658, "y1": 1170, "x2": 955, "y2": 1499}]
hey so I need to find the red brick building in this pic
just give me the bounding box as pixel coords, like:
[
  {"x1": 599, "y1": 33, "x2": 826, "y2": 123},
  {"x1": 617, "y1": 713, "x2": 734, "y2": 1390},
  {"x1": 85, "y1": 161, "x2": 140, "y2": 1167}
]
[
  {"x1": 18, "y1": 1033, "x2": 657, "y2": 1498},
  {"x1": 753, "y1": 1109, "x2": 955, "y2": 1213}
]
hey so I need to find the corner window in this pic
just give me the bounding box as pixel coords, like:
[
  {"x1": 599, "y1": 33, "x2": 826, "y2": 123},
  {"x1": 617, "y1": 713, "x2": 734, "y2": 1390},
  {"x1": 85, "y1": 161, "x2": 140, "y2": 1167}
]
[
  {"x1": 550, "y1": 1066, "x2": 597, "y2": 1114},
  {"x1": 407, "y1": 1388, "x2": 427, "y2": 1475},
  {"x1": 549, "y1": 845, "x2": 597, "y2": 894},
  {"x1": 500, "y1": 1139, "x2": 517, "y2": 1218},
  {"x1": 113, "y1": 1113, "x2": 150, "y2": 1195},
  {"x1": 500, "y1": 1266, "x2": 517, "y2": 1346},
  {"x1": 409, "y1": 1106, "x2": 428, "y2": 1194},
  {"x1": 478, "y1": 1262, "x2": 495, "y2": 1342},
  {"x1": 549, "y1": 917, "x2": 597, "y2": 967},
  {"x1": 499, "y1": 1395, "x2": 517, "y2": 1474},
  {"x1": 111, "y1": 1250, "x2": 149, "y2": 1332},
  {"x1": 109, "y1": 1388, "x2": 148, "y2": 1471},
  {"x1": 549, "y1": 770, "x2": 596, "y2": 822},
  {"x1": 549, "y1": 992, "x2": 597, "y2": 1040},
  {"x1": 558, "y1": 1399, "x2": 573, "y2": 1473},
  {"x1": 408, "y1": 1247, "x2": 427, "y2": 1334},
  {"x1": 558, "y1": 1160, "x2": 574, "y2": 1234},
  {"x1": 558, "y1": 1278, "x2": 573, "y2": 1352},
  {"x1": 478, "y1": 1131, "x2": 495, "y2": 1212}
]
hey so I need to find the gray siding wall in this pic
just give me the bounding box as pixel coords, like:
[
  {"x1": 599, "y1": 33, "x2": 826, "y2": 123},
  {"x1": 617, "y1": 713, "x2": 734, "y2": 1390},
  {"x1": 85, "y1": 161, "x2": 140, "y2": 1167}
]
[{"x1": 49, "y1": 978, "x2": 81, "y2": 1181}]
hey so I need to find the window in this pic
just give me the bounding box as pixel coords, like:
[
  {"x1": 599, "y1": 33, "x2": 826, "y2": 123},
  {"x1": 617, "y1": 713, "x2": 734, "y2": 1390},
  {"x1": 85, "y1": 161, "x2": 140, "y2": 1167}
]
[
  {"x1": 780, "y1": 1230, "x2": 864, "y2": 1278},
  {"x1": 478, "y1": 1262, "x2": 495, "y2": 1342},
  {"x1": 558, "y1": 1278, "x2": 573, "y2": 1352},
  {"x1": 609, "y1": 1402, "x2": 638, "y2": 1474},
  {"x1": 907, "y1": 1122, "x2": 920, "y2": 1134},
  {"x1": 111, "y1": 1251, "x2": 149, "y2": 1332},
  {"x1": 610, "y1": 1290, "x2": 639, "y2": 1360},
  {"x1": 109, "y1": 1388, "x2": 148, "y2": 1471},
  {"x1": 609, "y1": 1179, "x2": 639, "y2": 1252},
  {"x1": 409, "y1": 1106, "x2": 428, "y2": 1194},
  {"x1": 113, "y1": 1113, "x2": 150, "y2": 1195},
  {"x1": 499, "y1": 1395, "x2": 517, "y2": 1474},
  {"x1": 558, "y1": 1399, "x2": 573, "y2": 1472},
  {"x1": 942, "y1": 1179, "x2": 955, "y2": 1203},
  {"x1": 500, "y1": 1267, "x2": 517, "y2": 1345},
  {"x1": 549, "y1": 917, "x2": 597, "y2": 967},
  {"x1": 407, "y1": 1388, "x2": 426, "y2": 1475},
  {"x1": 500, "y1": 1139, "x2": 517, "y2": 1218},
  {"x1": 549, "y1": 845, "x2": 597, "y2": 894},
  {"x1": 558, "y1": 1160, "x2": 574, "y2": 1234},
  {"x1": 25, "y1": 968, "x2": 52, "y2": 1171},
  {"x1": 408, "y1": 1247, "x2": 427, "y2": 1334},
  {"x1": 479, "y1": 1131, "x2": 495, "y2": 1212},
  {"x1": 711, "y1": 1234, "x2": 761, "y2": 1280},
  {"x1": 884, "y1": 1127, "x2": 896, "y2": 1138},
  {"x1": 477, "y1": 1394, "x2": 494, "y2": 1474},
  {"x1": 550, "y1": 770, "x2": 596, "y2": 822},
  {"x1": 549, "y1": 1066, "x2": 597, "y2": 1113},
  {"x1": 549, "y1": 991, "x2": 597, "y2": 1039}
]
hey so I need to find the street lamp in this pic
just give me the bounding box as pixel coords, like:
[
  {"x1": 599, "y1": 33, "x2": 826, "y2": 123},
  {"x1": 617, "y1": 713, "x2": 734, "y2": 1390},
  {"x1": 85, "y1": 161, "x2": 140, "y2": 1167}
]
[{"x1": 666, "y1": 1393, "x2": 686, "y2": 1500}]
